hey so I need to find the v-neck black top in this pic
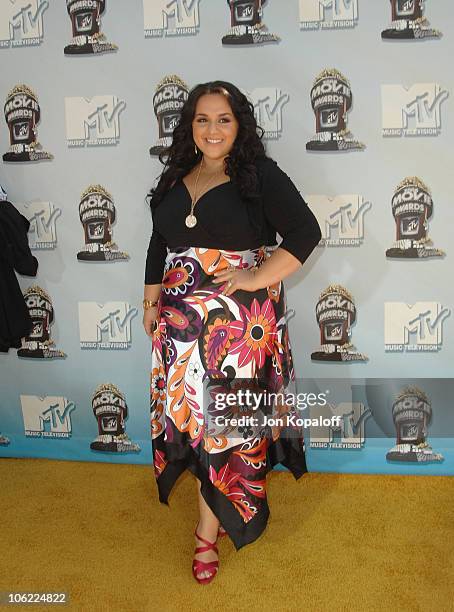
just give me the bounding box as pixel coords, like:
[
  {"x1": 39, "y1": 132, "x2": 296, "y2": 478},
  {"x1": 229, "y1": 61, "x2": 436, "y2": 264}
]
[{"x1": 144, "y1": 156, "x2": 321, "y2": 284}]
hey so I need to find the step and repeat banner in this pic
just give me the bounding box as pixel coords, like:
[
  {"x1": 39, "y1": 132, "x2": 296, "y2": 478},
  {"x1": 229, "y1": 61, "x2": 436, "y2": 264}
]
[{"x1": 1, "y1": 1, "x2": 453, "y2": 475}]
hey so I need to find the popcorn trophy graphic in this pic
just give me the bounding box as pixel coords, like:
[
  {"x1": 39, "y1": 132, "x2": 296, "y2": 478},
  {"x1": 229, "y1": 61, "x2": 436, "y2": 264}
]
[
  {"x1": 90, "y1": 383, "x2": 141, "y2": 453},
  {"x1": 77, "y1": 185, "x2": 129, "y2": 261},
  {"x1": 222, "y1": 0, "x2": 279, "y2": 45},
  {"x1": 17, "y1": 287, "x2": 66, "y2": 359},
  {"x1": 386, "y1": 177, "x2": 444, "y2": 259},
  {"x1": 386, "y1": 387, "x2": 443, "y2": 462},
  {"x1": 306, "y1": 69, "x2": 365, "y2": 152},
  {"x1": 311, "y1": 285, "x2": 368, "y2": 362},
  {"x1": 149, "y1": 75, "x2": 189, "y2": 156},
  {"x1": 381, "y1": 0, "x2": 441, "y2": 40},
  {"x1": 3, "y1": 85, "x2": 53, "y2": 162},
  {"x1": 64, "y1": 0, "x2": 118, "y2": 54}
]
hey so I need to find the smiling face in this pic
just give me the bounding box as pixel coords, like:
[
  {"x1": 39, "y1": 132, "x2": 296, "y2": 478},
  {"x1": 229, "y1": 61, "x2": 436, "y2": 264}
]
[{"x1": 192, "y1": 92, "x2": 239, "y2": 162}]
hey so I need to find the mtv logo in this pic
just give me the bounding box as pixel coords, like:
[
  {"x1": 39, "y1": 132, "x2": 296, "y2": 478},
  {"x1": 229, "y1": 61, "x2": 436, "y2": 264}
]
[
  {"x1": 385, "y1": 302, "x2": 450, "y2": 347},
  {"x1": 15, "y1": 201, "x2": 60, "y2": 248},
  {"x1": 65, "y1": 96, "x2": 126, "y2": 142},
  {"x1": 163, "y1": 113, "x2": 180, "y2": 133},
  {"x1": 102, "y1": 416, "x2": 119, "y2": 432},
  {"x1": 247, "y1": 88, "x2": 289, "y2": 137},
  {"x1": 78, "y1": 302, "x2": 138, "y2": 347},
  {"x1": 322, "y1": 109, "x2": 339, "y2": 127},
  {"x1": 143, "y1": 0, "x2": 200, "y2": 30},
  {"x1": 381, "y1": 84, "x2": 449, "y2": 133},
  {"x1": 20, "y1": 395, "x2": 75, "y2": 436},
  {"x1": 397, "y1": 0, "x2": 416, "y2": 16},
  {"x1": 0, "y1": 0, "x2": 48, "y2": 44},
  {"x1": 308, "y1": 194, "x2": 371, "y2": 243},
  {"x1": 299, "y1": 0, "x2": 358, "y2": 23},
  {"x1": 235, "y1": 3, "x2": 254, "y2": 21},
  {"x1": 309, "y1": 402, "x2": 370, "y2": 445}
]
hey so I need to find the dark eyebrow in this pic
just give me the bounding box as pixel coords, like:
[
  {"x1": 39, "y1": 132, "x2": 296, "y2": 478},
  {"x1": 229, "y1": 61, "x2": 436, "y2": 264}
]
[{"x1": 194, "y1": 112, "x2": 232, "y2": 117}]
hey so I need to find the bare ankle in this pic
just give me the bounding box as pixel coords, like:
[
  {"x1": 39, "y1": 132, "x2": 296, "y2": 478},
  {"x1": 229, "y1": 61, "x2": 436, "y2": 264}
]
[{"x1": 197, "y1": 518, "x2": 218, "y2": 534}]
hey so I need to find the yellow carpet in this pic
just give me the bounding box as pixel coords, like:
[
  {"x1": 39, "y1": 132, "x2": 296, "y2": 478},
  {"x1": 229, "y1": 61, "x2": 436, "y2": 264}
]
[{"x1": 1, "y1": 457, "x2": 453, "y2": 612}]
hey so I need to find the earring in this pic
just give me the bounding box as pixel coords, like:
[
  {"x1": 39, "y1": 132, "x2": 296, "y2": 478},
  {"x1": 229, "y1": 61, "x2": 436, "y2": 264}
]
[{"x1": 194, "y1": 144, "x2": 198, "y2": 155}]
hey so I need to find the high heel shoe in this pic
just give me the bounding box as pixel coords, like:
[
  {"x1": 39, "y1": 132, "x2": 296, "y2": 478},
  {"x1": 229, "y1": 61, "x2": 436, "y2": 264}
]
[{"x1": 192, "y1": 524, "x2": 219, "y2": 585}]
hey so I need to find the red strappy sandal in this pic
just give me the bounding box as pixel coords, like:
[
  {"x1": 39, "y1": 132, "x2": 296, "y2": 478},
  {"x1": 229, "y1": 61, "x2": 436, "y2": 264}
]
[{"x1": 192, "y1": 525, "x2": 219, "y2": 585}]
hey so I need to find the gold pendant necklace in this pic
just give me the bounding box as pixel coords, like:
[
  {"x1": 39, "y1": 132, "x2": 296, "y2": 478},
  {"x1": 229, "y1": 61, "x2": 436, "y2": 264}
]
[{"x1": 185, "y1": 157, "x2": 224, "y2": 229}]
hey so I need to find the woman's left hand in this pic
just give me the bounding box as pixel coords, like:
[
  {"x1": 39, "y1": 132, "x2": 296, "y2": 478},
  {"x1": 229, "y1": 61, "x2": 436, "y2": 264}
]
[{"x1": 212, "y1": 267, "x2": 258, "y2": 296}]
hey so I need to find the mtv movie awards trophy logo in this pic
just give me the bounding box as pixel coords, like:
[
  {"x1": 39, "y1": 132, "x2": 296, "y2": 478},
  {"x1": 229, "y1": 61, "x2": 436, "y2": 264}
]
[
  {"x1": 64, "y1": 0, "x2": 118, "y2": 54},
  {"x1": 385, "y1": 302, "x2": 450, "y2": 352},
  {"x1": 149, "y1": 75, "x2": 189, "y2": 156},
  {"x1": 20, "y1": 395, "x2": 75, "y2": 439},
  {"x1": 309, "y1": 194, "x2": 371, "y2": 247},
  {"x1": 311, "y1": 285, "x2": 368, "y2": 362},
  {"x1": 222, "y1": 0, "x2": 279, "y2": 45},
  {"x1": 90, "y1": 383, "x2": 141, "y2": 453},
  {"x1": 0, "y1": 0, "x2": 49, "y2": 48},
  {"x1": 386, "y1": 387, "x2": 443, "y2": 463},
  {"x1": 247, "y1": 87, "x2": 289, "y2": 139},
  {"x1": 381, "y1": 0, "x2": 441, "y2": 40},
  {"x1": 299, "y1": 0, "x2": 358, "y2": 30},
  {"x1": 15, "y1": 201, "x2": 61, "y2": 250},
  {"x1": 17, "y1": 286, "x2": 66, "y2": 359},
  {"x1": 65, "y1": 95, "x2": 126, "y2": 146},
  {"x1": 386, "y1": 177, "x2": 444, "y2": 259},
  {"x1": 306, "y1": 69, "x2": 365, "y2": 151},
  {"x1": 3, "y1": 85, "x2": 53, "y2": 162},
  {"x1": 381, "y1": 83, "x2": 448, "y2": 137},
  {"x1": 78, "y1": 302, "x2": 137, "y2": 349},
  {"x1": 77, "y1": 185, "x2": 129, "y2": 261},
  {"x1": 143, "y1": 0, "x2": 201, "y2": 38}
]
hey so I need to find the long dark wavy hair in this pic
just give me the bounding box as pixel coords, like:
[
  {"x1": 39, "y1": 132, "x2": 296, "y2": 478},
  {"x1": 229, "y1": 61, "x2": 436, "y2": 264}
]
[{"x1": 147, "y1": 80, "x2": 268, "y2": 237}]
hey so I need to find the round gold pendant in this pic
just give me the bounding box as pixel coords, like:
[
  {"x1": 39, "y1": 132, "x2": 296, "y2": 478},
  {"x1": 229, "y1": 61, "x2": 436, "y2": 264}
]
[{"x1": 185, "y1": 214, "x2": 197, "y2": 228}]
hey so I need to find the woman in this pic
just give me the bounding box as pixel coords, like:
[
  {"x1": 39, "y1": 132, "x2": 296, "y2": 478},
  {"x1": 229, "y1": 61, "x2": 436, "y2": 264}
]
[{"x1": 143, "y1": 80, "x2": 321, "y2": 584}]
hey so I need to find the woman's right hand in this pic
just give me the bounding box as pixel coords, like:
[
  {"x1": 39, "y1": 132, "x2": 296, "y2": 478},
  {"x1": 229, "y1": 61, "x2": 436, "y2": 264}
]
[{"x1": 143, "y1": 305, "x2": 159, "y2": 337}]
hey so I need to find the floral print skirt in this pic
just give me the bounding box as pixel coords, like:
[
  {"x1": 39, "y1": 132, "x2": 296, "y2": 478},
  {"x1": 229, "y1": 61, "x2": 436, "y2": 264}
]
[{"x1": 150, "y1": 245, "x2": 308, "y2": 550}]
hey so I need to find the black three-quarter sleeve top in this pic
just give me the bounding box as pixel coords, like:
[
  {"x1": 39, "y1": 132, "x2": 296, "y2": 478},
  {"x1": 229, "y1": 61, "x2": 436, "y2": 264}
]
[{"x1": 144, "y1": 156, "x2": 322, "y2": 284}]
